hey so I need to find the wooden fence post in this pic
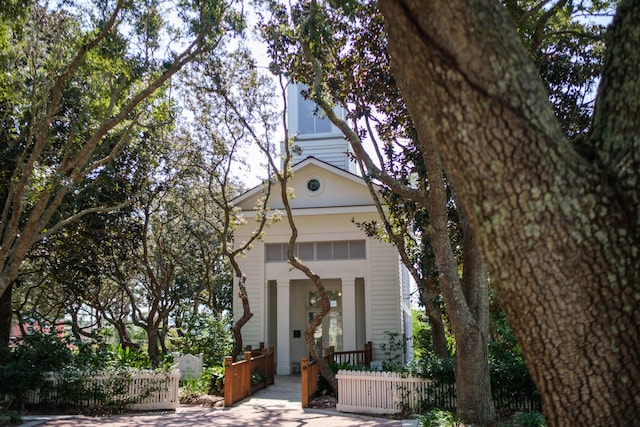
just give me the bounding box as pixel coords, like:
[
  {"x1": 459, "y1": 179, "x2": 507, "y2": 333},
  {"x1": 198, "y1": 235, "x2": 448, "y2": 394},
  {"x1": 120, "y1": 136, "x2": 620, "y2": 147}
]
[
  {"x1": 224, "y1": 356, "x2": 233, "y2": 407},
  {"x1": 365, "y1": 341, "x2": 372, "y2": 367},
  {"x1": 244, "y1": 351, "x2": 252, "y2": 398},
  {"x1": 261, "y1": 346, "x2": 267, "y2": 384},
  {"x1": 268, "y1": 347, "x2": 275, "y2": 384},
  {"x1": 325, "y1": 345, "x2": 335, "y2": 364},
  {"x1": 301, "y1": 357, "x2": 309, "y2": 408}
]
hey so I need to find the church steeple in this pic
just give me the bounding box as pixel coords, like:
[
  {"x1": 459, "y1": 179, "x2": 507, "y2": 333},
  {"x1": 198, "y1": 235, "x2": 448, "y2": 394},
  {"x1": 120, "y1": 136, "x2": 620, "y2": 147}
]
[{"x1": 284, "y1": 84, "x2": 356, "y2": 173}]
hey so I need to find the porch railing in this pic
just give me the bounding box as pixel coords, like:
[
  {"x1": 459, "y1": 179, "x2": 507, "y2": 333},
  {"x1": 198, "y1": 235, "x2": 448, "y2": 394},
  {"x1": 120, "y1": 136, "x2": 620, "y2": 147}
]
[
  {"x1": 223, "y1": 343, "x2": 275, "y2": 407},
  {"x1": 301, "y1": 342, "x2": 372, "y2": 408},
  {"x1": 326, "y1": 341, "x2": 372, "y2": 367}
]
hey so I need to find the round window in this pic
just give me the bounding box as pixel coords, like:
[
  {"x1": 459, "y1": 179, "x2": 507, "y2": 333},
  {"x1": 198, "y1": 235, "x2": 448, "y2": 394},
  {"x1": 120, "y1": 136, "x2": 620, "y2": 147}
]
[{"x1": 307, "y1": 178, "x2": 321, "y2": 192}]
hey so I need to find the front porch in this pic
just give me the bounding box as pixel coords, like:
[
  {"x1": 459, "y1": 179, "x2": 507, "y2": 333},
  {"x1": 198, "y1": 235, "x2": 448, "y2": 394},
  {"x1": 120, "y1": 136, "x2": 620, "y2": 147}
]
[
  {"x1": 223, "y1": 343, "x2": 372, "y2": 408},
  {"x1": 267, "y1": 276, "x2": 368, "y2": 376}
]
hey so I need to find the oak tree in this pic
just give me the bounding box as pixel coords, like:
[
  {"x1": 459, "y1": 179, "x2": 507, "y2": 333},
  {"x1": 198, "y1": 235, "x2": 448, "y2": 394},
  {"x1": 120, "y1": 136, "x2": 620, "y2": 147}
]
[
  {"x1": 380, "y1": 0, "x2": 639, "y2": 424},
  {"x1": 0, "y1": 0, "x2": 241, "y2": 345}
]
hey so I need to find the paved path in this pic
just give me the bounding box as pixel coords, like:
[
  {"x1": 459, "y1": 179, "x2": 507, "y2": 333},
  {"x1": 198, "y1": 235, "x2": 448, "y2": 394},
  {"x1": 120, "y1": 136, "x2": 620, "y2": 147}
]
[{"x1": 22, "y1": 375, "x2": 419, "y2": 427}]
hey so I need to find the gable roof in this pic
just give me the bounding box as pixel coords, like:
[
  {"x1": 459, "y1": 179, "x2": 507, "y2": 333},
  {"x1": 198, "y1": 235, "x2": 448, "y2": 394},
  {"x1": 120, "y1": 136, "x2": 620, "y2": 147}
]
[{"x1": 233, "y1": 156, "x2": 378, "y2": 214}]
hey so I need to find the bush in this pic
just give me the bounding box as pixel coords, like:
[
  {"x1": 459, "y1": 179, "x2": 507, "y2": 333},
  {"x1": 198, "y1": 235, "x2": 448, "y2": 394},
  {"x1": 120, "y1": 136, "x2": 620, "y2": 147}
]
[
  {"x1": 0, "y1": 326, "x2": 77, "y2": 407},
  {"x1": 0, "y1": 326, "x2": 173, "y2": 411},
  {"x1": 510, "y1": 411, "x2": 546, "y2": 427},
  {"x1": 407, "y1": 350, "x2": 540, "y2": 414},
  {"x1": 379, "y1": 330, "x2": 407, "y2": 372},
  {"x1": 202, "y1": 366, "x2": 225, "y2": 395},
  {"x1": 171, "y1": 313, "x2": 233, "y2": 369},
  {"x1": 179, "y1": 366, "x2": 225, "y2": 398},
  {"x1": 419, "y1": 409, "x2": 459, "y2": 427}
]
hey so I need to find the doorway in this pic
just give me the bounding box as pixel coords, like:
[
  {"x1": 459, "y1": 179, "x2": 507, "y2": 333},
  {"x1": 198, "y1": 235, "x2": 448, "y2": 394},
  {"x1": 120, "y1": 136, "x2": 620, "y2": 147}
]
[{"x1": 307, "y1": 289, "x2": 343, "y2": 351}]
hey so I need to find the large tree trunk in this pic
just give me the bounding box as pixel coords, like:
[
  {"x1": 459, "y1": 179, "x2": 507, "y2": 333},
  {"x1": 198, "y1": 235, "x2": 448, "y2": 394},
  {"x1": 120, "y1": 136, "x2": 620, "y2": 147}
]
[
  {"x1": 230, "y1": 274, "x2": 253, "y2": 361},
  {"x1": 0, "y1": 283, "x2": 12, "y2": 348},
  {"x1": 456, "y1": 218, "x2": 494, "y2": 424},
  {"x1": 113, "y1": 319, "x2": 139, "y2": 351},
  {"x1": 380, "y1": 0, "x2": 640, "y2": 424},
  {"x1": 421, "y1": 132, "x2": 495, "y2": 424},
  {"x1": 418, "y1": 246, "x2": 449, "y2": 359},
  {"x1": 419, "y1": 284, "x2": 449, "y2": 359},
  {"x1": 146, "y1": 326, "x2": 160, "y2": 367}
]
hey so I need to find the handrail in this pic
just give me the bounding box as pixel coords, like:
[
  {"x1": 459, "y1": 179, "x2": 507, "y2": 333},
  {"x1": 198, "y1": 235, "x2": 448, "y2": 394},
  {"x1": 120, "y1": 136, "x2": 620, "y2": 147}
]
[
  {"x1": 301, "y1": 342, "x2": 372, "y2": 407},
  {"x1": 223, "y1": 343, "x2": 274, "y2": 407}
]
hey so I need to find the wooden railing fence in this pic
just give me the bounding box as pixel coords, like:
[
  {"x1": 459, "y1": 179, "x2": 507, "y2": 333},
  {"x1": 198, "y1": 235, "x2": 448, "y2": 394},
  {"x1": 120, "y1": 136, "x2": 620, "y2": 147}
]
[
  {"x1": 301, "y1": 342, "x2": 372, "y2": 408},
  {"x1": 327, "y1": 342, "x2": 372, "y2": 367},
  {"x1": 223, "y1": 343, "x2": 275, "y2": 407}
]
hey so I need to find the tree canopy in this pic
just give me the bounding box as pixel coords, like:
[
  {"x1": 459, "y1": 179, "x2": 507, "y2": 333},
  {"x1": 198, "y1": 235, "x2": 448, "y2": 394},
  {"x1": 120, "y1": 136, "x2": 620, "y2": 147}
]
[{"x1": 0, "y1": 0, "x2": 242, "y2": 303}]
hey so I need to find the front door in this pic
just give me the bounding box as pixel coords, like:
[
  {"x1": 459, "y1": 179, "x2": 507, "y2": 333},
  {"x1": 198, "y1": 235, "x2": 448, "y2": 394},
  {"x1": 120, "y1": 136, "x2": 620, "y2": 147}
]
[{"x1": 307, "y1": 289, "x2": 343, "y2": 352}]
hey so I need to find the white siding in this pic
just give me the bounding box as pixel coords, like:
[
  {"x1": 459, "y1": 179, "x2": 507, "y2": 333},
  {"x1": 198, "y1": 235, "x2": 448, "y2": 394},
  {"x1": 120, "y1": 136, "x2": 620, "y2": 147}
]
[
  {"x1": 401, "y1": 264, "x2": 413, "y2": 362},
  {"x1": 367, "y1": 238, "x2": 402, "y2": 362},
  {"x1": 292, "y1": 139, "x2": 355, "y2": 172},
  {"x1": 233, "y1": 240, "x2": 264, "y2": 348}
]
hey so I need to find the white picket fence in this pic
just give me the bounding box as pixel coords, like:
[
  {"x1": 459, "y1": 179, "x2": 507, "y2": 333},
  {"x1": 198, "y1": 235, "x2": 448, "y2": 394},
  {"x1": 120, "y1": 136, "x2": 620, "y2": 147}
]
[
  {"x1": 336, "y1": 370, "x2": 452, "y2": 415},
  {"x1": 2, "y1": 370, "x2": 180, "y2": 410},
  {"x1": 117, "y1": 370, "x2": 180, "y2": 410}
]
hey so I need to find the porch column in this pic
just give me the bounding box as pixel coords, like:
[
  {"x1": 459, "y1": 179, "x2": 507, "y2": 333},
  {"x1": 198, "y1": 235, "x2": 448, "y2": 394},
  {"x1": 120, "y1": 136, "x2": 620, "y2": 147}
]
[
  {"x1": 276, "y1": 279, "x2": 291, "y2": 375},
  {"x1": 342, "y1": 278, "x2": 357, "y2": 350}
]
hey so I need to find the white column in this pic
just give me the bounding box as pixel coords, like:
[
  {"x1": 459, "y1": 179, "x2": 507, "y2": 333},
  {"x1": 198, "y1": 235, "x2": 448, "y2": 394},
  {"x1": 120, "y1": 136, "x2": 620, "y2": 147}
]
[
  {"x1": 342, "y1": 278, "x2": 357, "y2": 351},
  {"x1": 276, "y1": 279, "x2": 291, "y2": 375}
]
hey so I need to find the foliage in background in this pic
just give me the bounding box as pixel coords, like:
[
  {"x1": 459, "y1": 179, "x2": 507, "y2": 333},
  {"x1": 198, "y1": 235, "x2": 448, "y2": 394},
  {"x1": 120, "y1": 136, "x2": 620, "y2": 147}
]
[
  {"x1": 179, "y1": 365, "x2": 225, "y2": 398},
  {"x1": 171, "y1": 312, "x2": 233, "y2": 368},
  {"x1": 511, "y1": 411, "x2": 547, "y2": 427},
  {"x1": 378, "y1": 330, "x2": 408, "y2": 372},
  {"x1": 419, "y1": 409, "x2": 460, "y2": 427},
  {"x1": 412, "y1": 309, "x2": 453, "y2": 360},
  {"x1": 419, "y1": 408, "x2": 547, "y2": 427},
  {"x1": 501, "y1": 0, "x2": 612, "y2": 139},
  {"x1": 0, "y1": 326, "x2": 172, "y2": 411},
  {"x1": 0, "y1": 0, "x2": 243, "y2": 302},
  {"x1": 407, "y1": 308, "x2": 542, "y2": 414}
]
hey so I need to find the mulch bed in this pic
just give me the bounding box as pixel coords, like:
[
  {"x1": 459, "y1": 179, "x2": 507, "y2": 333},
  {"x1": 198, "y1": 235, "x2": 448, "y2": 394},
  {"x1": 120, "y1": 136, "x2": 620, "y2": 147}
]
[
  {"x1": 179, "y1": 395, "x2": 225, "y2": 408},
  {"x1": 307, "y1": 395, "x2": 337, "y2": 409}
]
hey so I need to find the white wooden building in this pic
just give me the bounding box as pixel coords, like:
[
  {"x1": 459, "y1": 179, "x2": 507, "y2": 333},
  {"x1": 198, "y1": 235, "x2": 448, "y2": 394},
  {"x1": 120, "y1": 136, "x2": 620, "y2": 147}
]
[{"x1": 231, "y1": 85, "x2": 412, "y2": 375}]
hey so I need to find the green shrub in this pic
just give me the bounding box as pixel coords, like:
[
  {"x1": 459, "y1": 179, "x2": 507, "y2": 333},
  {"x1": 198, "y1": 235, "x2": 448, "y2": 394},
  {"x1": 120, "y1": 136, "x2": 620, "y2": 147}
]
[
  {"x1": 109, "y1": 345, "x2": 152, "y2": 369},
  {"x1": 0, "y1": 326, "x2": 76, "y2": 407},
  {"x1": 511, "y1": 411, "x2": 546, "y2": 427},
  {"x1": 179, "y1": 366, "x2": 225, "y2": 399},
  {"x1": 171, "y1": 313, "x2": 233, "y2": 368},
  {"x1": 9, "y1": 412, "x2": 22, "y2": 424},
  {"x1": 379, "y1": 330, "x2": 407, "y2": 372},
  {"x1": 251, "y1": 370, "x2": 264, "y2": 386},
  {"x1": 200, "y1": 366, "x2": 225, "y2": 396},
  {"x1": 419, "y1": 409, "x2": 459, "y2": 427},
  {"x1": 0, "y1": 326, "x2": 173, "y2": 411}
]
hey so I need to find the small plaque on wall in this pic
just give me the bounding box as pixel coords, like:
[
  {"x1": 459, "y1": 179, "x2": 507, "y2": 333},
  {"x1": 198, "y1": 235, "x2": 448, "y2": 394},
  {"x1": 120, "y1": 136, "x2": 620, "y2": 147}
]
[{"x1": 293, "y1": 330, "x2": 301, "y2": 338}]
